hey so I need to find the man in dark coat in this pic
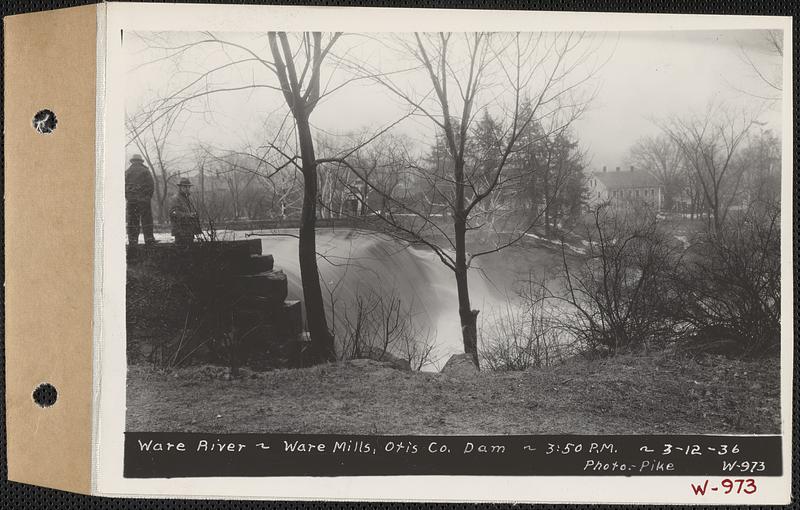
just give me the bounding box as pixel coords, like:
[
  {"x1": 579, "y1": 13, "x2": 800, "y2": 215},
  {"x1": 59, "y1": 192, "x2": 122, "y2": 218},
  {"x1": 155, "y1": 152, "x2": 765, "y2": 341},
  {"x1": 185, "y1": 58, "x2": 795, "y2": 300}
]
[
  {"x1": 125, "y1": 154, "x2": 157, "y2": 245},
  {"x1": 168, "y1": 177, "x2": 201, "y2": 246}
]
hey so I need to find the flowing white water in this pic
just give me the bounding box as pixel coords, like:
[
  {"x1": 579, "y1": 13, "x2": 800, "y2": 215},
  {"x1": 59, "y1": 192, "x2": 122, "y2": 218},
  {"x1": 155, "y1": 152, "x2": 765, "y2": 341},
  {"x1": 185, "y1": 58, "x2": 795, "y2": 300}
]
[{"x1": 268, "y1": 229, "x2": 505, "y2": 369}]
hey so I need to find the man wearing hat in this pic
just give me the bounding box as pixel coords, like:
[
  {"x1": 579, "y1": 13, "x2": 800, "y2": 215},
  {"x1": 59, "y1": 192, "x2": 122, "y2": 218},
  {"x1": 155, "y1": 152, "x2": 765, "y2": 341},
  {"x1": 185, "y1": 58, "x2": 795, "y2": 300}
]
[
  {"x1": 168, "y1": 177, "x2": 201, "y2": 246},
  {"x1": 125, "y1": 154, "x2": 157, "y2": 245}
]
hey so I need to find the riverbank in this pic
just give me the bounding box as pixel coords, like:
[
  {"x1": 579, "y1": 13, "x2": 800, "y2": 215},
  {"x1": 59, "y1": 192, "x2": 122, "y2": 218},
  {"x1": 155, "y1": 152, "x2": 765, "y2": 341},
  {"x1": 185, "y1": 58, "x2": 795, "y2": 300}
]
[{"x1": 126, "y1": 351, "x2": 780, "y2": 434}]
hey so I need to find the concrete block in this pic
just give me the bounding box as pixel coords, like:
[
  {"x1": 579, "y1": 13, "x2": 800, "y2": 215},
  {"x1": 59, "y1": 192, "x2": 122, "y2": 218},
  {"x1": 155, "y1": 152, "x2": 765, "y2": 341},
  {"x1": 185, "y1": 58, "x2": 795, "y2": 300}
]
[
  {"x1": 232, "y1": 270, "x2": 288, "y2": 302},
  {"x1": 235, "y1": 295, "x2": 282, "y2": 321},
  {"x1": 221, "y1": 238, "x2": 262, "y2": 255},
  {"x1": 247, "y1": 254, "x2": 274, "y2": 273}
]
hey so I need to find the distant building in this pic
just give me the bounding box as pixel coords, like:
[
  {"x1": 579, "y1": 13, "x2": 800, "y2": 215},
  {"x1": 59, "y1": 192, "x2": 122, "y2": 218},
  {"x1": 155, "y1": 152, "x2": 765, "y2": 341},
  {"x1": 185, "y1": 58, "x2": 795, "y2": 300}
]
[{"x1": 586, "y1": 165, "x2": 663, "y2": 211}]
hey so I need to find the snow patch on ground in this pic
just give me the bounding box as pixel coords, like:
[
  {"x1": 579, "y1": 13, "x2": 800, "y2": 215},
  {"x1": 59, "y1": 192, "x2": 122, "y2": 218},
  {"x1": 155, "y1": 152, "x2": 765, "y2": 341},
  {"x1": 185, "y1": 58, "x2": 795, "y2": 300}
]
[{"x1": 524, "y1": 232, "x2": 586, "y2": 254}]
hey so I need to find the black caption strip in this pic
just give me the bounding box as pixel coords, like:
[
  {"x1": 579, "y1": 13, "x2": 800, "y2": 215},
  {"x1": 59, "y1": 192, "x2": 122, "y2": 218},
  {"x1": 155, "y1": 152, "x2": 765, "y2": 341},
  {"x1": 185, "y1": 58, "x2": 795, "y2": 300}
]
[{"x1": 124, "y1": 433, "x2": 781, "y2": 478}]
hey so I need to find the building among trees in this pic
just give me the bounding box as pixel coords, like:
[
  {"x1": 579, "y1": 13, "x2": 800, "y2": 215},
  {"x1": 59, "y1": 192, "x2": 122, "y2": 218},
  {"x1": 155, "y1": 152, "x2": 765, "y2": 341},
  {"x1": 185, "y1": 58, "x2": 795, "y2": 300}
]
[{"x1": 586, "y1": 165, "x2": 663, "y2": 211}]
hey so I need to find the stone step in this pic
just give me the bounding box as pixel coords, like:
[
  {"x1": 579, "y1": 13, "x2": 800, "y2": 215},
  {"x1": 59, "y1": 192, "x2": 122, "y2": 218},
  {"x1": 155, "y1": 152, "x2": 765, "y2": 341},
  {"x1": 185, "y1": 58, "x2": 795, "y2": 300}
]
[
  {"x1": 221, "y1": 238, "x2": 262, "y2": 256},
  {"x1": 128, "y1": 240, "x2": 256, "y2": 269},
  {"x1": 247, "y1": 254, "x2": 274, "y2": 273},
  {"x1": 234, "y1": 295, "x2": 281, "y2": 317},
  {"x1": 232, "y1": 270, "x2": 288, "y2": 302},
  {"x1": 244, "y1": 238, "x2": 263, "y2": 255}
]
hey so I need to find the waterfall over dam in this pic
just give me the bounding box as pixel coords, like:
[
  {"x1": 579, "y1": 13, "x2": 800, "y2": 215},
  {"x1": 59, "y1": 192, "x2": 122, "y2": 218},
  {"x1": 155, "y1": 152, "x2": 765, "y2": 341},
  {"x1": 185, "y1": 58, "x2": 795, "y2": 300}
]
[{"x1": 215, "y1": 228, "x2": 506, "y2": 369}]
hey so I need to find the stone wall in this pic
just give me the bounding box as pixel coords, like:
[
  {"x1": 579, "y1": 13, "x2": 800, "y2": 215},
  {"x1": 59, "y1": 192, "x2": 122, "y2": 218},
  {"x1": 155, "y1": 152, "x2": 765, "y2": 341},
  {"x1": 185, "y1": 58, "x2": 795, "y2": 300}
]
[{"x1": 126, "y1": 239, "x2": 307, "y2": 370}]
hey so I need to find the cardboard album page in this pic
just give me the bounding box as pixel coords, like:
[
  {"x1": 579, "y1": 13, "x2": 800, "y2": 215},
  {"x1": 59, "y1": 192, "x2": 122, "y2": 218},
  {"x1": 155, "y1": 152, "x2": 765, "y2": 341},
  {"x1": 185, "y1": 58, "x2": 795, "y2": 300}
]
[
  {"x1": 4, "y1": 4, "x2": 97, "y2": 495},
  {"x1": 6, "y1": 2, "x2": 794, "y2": 503}
]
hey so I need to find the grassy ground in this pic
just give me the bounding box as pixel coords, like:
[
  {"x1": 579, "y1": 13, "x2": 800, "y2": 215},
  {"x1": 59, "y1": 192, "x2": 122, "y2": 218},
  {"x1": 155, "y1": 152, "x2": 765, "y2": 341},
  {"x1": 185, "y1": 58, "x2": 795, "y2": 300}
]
[{"x1": 126, "y1": 351, "x2": 780, "y2": 435}]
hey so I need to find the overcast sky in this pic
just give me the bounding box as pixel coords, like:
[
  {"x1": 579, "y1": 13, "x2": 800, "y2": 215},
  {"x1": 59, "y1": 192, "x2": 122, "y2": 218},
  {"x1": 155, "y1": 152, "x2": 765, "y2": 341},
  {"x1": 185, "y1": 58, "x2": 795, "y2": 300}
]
[{"x1": 125, "y1": 29, "x2": 782, "y2": 173}]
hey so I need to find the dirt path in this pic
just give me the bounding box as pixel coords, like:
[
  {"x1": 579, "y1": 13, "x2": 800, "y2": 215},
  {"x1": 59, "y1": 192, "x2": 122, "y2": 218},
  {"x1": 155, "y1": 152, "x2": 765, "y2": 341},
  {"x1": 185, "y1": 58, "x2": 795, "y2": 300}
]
[{"x1": 126, "y1": 353, "x2": 780, "y2": 435}]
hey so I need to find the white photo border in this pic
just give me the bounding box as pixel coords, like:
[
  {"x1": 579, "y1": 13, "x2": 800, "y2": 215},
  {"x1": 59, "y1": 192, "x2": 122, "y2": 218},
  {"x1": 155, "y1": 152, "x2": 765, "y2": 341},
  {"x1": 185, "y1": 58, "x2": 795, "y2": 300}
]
[{"x1": 95, "y1": 2, "x2": 793, "y2": 503}]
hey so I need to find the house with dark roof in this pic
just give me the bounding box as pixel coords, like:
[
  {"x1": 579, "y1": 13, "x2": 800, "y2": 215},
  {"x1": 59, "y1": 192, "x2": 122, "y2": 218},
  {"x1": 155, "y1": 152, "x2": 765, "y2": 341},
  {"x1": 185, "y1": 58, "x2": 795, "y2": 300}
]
[{"x1": 586, "y1": 165, "x2": 663, "y2": 211}]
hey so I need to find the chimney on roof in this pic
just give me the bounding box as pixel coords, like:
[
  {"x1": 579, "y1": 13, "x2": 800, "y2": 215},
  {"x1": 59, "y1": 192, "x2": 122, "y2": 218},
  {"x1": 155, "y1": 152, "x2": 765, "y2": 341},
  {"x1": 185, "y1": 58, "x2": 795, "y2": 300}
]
[
  {"x1": 630, "y1": 165, "x2": 634, "y2": 172},
  {"x1": 602, "y1": 165, "x2": 607, "y2": 173},
  {"x1": 615, "y1": 166, "x2": 620, "y2": 172}
]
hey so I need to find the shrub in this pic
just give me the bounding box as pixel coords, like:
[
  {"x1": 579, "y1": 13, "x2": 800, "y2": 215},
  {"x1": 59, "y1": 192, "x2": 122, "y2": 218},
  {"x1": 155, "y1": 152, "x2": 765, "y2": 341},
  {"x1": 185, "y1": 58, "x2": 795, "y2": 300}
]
[
  {"x1": 676, "y1": 201, "x2": 780, "y2": 356},
  {"x1": 480, "y1": 275, "x2": 573, "y2": 370},
  {"x1": 334, "y1": 288, "x2": 438, "y2": 370},
  {"x1": 555, "y1": 203, "x2": 684, "y2": 355}
]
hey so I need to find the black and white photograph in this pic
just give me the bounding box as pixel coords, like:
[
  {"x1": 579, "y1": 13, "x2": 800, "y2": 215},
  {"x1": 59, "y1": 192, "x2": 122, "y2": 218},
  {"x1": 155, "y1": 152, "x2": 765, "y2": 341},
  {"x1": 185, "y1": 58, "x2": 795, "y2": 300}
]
[{"x1": 103, "y1": 5, "x2": 789, "y2": 500}]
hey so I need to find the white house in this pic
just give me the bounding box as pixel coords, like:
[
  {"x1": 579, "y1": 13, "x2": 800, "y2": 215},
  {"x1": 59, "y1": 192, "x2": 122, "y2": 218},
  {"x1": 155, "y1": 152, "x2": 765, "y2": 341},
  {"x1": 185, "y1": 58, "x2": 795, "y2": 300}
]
[{"x1": 586, "y1": 165, "x2": 663, "y2": 211}]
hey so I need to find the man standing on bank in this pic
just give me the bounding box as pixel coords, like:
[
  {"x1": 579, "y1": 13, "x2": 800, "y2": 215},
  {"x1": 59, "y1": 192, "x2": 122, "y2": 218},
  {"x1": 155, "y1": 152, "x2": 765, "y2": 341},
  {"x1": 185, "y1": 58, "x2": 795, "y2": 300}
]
[
  {"x1": 169, "y1": 177, "x2": 201, "y2": 246},
  {"x1": 125, "y1": 154, "x2": 158, "y2": 245}
]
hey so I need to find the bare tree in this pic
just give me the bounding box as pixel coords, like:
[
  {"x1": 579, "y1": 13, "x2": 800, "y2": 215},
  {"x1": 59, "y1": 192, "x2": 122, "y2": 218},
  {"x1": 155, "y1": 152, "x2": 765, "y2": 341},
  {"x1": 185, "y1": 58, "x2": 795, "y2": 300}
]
[
  {"x1": 349, "y1": 134, "x2": 413, "y2": 217},
  {"x1": 738, "y1": 129, "x2": 781, "y2": 206},
  {"x1": 201, "y1": 119, "x2": 310, "y2": 222},
  {"x1": 192, "y1": 145, "x2": 209, "y2": 215},
  {"x1": 126, "y1": 103, "x2": 186, "y2": 223},
  {"x1": 628, "y1": 134, "x2": 685, "y2": 212},
  {"x1": 732, "y1": 30, "x2": 783, "y2": 101},
  {"x1": 337, "y1": 287, "x2": 438, "y2": 371},
  {"x1": 328, "y1": 32, "x2": 601, "y2": 367},
  {"x1": 227, "y1": 32, "x2": 341, "y2": 361},
  {"x1": 479, "y1": 272, "x2": 571, "y2": 371},
  {"x1": 676, "y1": 200, "x2": 780, "y2": 356},
  {"x1": 658, "y1": 103, "x2": 761, "y2": 232},
  {"x1": 314, "y1": 134, "x2": 354, "y2": 219},
  {"x1": 316, "y1": 132, "x2": 415, "y2": 220},
  {"x1": 236, "y1": 32, "x2": 408, "y2": 360},
  {"x1": 526, "y1": 127, "x2": 587, "y2": 234},
  {"x1": 554, "y1": 203, "x2": 682, "y2": 355}
]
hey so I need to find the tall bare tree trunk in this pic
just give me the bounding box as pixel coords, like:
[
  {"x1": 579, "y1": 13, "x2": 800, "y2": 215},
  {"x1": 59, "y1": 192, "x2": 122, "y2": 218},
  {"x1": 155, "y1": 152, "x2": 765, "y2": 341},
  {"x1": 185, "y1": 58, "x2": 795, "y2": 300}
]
[
  {"x1": 453, "y1": 160, "x2": 480, "y2": 368},
  {"x1": 198, "y1": 163, "x2": 205, "y2": 213},
  {"x1": 296, "y1": 114, "x2": 336, "y2": 362},
  {"x1": 149, "y1": 168, "x2": 163, "y2": 223},
  {"x1": 454, "y1": 234, "x2": 479, "y2": 367},
  {"x1": 268, "y1": 31, "x2": 341, "y2": 363},
  {"x1": 543, "y1": 169, "x2": 551, "y2": 236},
  {"x1": 160, "y1": 174, "x2": 169, "y2": 224},
  {"x1": 361, "y1": 180, "x2": 369, "y2": 216}
]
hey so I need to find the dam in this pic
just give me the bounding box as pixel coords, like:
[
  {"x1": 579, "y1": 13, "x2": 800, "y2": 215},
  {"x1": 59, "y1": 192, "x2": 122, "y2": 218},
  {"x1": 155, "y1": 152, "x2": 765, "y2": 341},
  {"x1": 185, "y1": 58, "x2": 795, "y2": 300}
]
[{"x1": 146, "y1": 228, "x2": 509, "y2": 370}]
